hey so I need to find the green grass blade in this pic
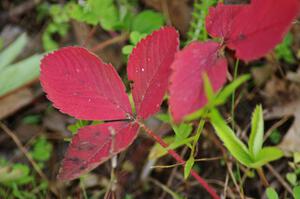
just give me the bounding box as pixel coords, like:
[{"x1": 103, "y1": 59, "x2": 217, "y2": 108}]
[
  {"x1": 0, "y1": 54, "x2": 42, "y2": 97},
  {"x1": 0, "y1": 33, "x2": 28, "y2": 70},
  {"x1": 214, "y1": 74, "x2": 250, "y2": 106},
  {"x1": 184, "y1": 156, "x2": 195, "y2": 179}
]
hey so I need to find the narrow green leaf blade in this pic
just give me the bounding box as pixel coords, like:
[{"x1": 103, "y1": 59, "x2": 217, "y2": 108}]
[
  {"x1": 0, "y1": 54, "x2": 42, "y2": 97},
  {"x1": 0, "y1": 33, "x2": 28, "y2": 70},
  {"x1": 173, "y1": 123, "x2": 193, "y2": 141},
  {"x1": 183, "y1": 107, "x2": 206, "y2": 122},
  {"x1": 248, "y1": 105, "x2": 264, "y2": 157},
  {"x1": 148, "y1": 136, "x2": 195, "y2": 160},
  {"x1": 214, "y1": 74, "x2": 250, "y2": 105},
  {"x1": 184, "y1": 74, "x2": 250, "y2": 122},
  {"x1": 184, "y1": 157, "x2": 194, "y2": 179},
  {"x1": 210, "y1": 109, "x2": 253, "y2": 166},
  {"x1": 203, "y1": 72, "x2": 214, "y2": 102},
  {"x1": 249, "y1": 147, "x2": 283, "y2": 168}
]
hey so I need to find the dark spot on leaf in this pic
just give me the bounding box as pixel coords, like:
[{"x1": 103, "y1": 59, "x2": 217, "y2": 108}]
[
  {"x1": 239, "y1": 34, "x2": 246, "y2": 40},
  {"x1": 77, "y1": 141, "x2": 96, "y2": 151},
  {"x1": 66, "y1": 157, "x2": 82, "y2": 164},
  {"x1": 224, "y1": 0, "x2": 250, "y2": 4},
  {"x1": 94, "y1": 131, "x2": 101, "y2": 137}
]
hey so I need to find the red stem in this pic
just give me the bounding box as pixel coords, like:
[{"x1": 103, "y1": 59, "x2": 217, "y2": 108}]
[{"x1": 138, "y1": 122, "x2": 220, "y2": 199}]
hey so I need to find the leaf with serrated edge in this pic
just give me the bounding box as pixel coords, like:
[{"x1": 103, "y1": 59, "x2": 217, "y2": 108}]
[
  {"x1": 210, "y1": 109, "x2": 253, "y2": 166},
  {"x1": 206, "y1": 0, "x2": 300, "y2": 61},
  {"x1": 249, "y1": 147, "x2": 283, "y2": 168},
  {"x1": 127, "y1": 27, "x2": 179, "y2": 119},
  {"x1": 40, "y1": 47, "x2": 132, "y2": 121},
  {"x1": 169, "y1": 41, "x2": 227, "y2": 123},
  {"x1": 248, "y1": 105, "x2": 264, "y2": 157},
  {"x1": 58, "y1": 122, "x2": 139, "y2": 180}
]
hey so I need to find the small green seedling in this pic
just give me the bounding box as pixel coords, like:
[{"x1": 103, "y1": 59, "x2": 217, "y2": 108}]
[
  {"x1": 175, "y1": 74, "x2": 250, "y2": 179},
  {"x1": 210, "y1": 105, "x2": 283, "y2": 176},
  {"x1": 184, "y1": 74, "x2": 251, "y2": 122}
]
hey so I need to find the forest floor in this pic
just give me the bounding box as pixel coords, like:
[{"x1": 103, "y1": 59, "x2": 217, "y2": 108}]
[{"x1": 0, "y1": 0, "x2": 300, "y2": 199}]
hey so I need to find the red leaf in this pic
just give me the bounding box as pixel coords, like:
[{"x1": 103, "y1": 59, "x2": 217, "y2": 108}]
[
  {"x1": 127, "y1": 27, "x2": 179, "y2": 119},
  {"x1": 206, "y1": 0, "x2": 300, "y2": 61},
  {"x1": 169, "y1": 41, "x2": 227, "y2": 123},
  {"x1": 58, "y1": 121, "x2": 139, "y2": 180},
  {"x1": 40, "y1": 47, "x2": 132, "y2": 121}
]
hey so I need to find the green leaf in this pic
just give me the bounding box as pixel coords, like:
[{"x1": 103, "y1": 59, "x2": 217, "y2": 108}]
[
  {"x1": 22, "y1": 115, "x2": 41, "y2": 125},
  {"x1": 0, "y1": 164, "x2": 32, "y2": 185},
  {"x1": 214, "y1": 74, "x2": 250, "y2": 105},
  {"x1": 203, "y1": 73, "x2": 214, "y2": 102},
  {"x1": 66, "y1": 2, "x2": 99, "y2": 25},
  {"x1": 184, "y1": 74, "x2": 250, "y2": 122},
  {"x1": 148, "y1": 136, "x2": 195, "y2": 160},
  {"x1": 0, "y1": 33, "x2": 28, "y2": 70},
  {"x1": 293, "y1": 152, "x2": 300, "y2": 164},
  {"x1": 155, "y1": 113, "x2": 171, "y2": 123},
  {"x1": 249, "y1": 147, "x2": 283, "y2": 168},
  {"x1": 248, "y1": 105, "x2": 264, "y2": 157},
  {"x1": 88, "y1": 0, "x2": 119, "y2": 30},
  {"x1": 122, "y1": 45, "x2": 134, "y2": 55},
  {"x1": 31, "y1": 137, "x2": 53, "y2": 162},
  {"x1": 67, "y1": 120, "x2": 90, "y2": 134},
  {"x1": 210, "y1": 109, "x2": 253, "y2": 166},
  {"x1": 269, "y1": 129, "x2": 281, "y2": 144},
  {"x1": 266, "y1": 187, "x2": 279, "y2": 199},
  {"x1": 275, "y1": 32, "x2": 294, "y2": 64},
  {"x1": 184, "y1": 157, "x2": 194, "y2": 179},
  {"x1": 0, "y1": 54, "x2": 42, "y2": 97},
  {"x1": 132, "y1": 10, "x2": 164, "y2": 34},
  {"x1": 167, "y1": 136, "x2": 195, "y2": 151},
  {"x1": 293, "y1": 186, "x2": 300, "y2": 199},
  {"x1": 129, "y1": 31, "x2": 146, "y2": 45},
  {"x1": 148, "y1": 136, "x2": 174, "y2": 160},
  {"x1": 184, "y1": 107, "x2": 206, "y2": 122},
  {"x1": 286, "y1": 172, "x2": 297, "y2": 186},
  {"x1": 173, "y1": 123, "x2": 193, "y2": 141}
]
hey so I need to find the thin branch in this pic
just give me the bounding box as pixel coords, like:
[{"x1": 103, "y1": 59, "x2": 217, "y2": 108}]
[
  {"x1": 266, "y1": 164, "x2": 293, "y2": 194},
  {"x1": 256, "y1": 167, "x2": 269, "y2": 187},
  {"x1": 0, "y1": 122, "x2": 58, "y2": 196},
  {"x1": 90, "y1": 33, "x2": 129, "y2": 52}
]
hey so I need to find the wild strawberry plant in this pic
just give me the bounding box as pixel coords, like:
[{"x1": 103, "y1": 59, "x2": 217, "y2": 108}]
[
  {"x1": 170, "y1": 0, "x2": 300, "y2": 122},
  {"x1": 168, "y1": 0, "x2": 299, "y2": 182},
  {"x1": 41, "y1": 27, "x2": 178, "y2": 179},
  {"x1": 40, "y1": 0, "x2": 300, "y2": 198}
]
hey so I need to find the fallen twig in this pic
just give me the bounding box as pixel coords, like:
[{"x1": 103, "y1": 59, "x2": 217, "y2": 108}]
[
  {"x1": 0, "y1": 122, "x2": 59, "y2": 197},
  {"x1": 90, "y1": 32, "x2": 129, "y2": 52}
]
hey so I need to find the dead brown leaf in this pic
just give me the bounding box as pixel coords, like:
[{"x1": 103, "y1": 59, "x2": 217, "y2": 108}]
[
  {"x1": 0, "y1": 88, "x2": 35, "y2": 120},
  {"x1": 142, "y1": 0, "x2": 191, "y2": 34},
  {"x1": 266, "y1": 99, "x2": 300, "y2": 155}
]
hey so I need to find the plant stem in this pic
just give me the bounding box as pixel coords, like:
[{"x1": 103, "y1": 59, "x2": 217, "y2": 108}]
[
  {"x1": 231, "y1": 59, "x2": 239, "y2": 129},
  {"x1": 191, "y1": 118, "x2": 206, "y2": 157},
  {"x1": 138, "y1": 122, "x2": 220, "y2": 199},
  {"x1": 80, "y1": 178, "x2": 88, "y2": 199},
  {"x1": 230, "y1": 59, "x2": 245, "y2": 196},
  {"x1": 256, "y1": 167, "x2": 269, "y2": 187}
]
